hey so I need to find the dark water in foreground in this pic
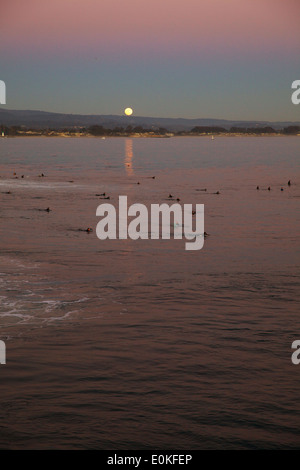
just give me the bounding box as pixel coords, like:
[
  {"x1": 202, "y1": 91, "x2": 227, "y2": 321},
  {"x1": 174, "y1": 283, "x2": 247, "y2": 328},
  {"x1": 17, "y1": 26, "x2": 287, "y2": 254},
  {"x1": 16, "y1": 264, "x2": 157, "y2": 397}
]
[{"x1": 0, "y1": 136, "x2": 299, "y2": 449}]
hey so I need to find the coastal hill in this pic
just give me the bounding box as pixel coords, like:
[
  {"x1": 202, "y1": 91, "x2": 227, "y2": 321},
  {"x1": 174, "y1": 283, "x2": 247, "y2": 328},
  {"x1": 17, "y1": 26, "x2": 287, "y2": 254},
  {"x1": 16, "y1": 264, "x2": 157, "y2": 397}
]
[{"x1": 0, "y1": 108, "x2": 299, "y2": 132}]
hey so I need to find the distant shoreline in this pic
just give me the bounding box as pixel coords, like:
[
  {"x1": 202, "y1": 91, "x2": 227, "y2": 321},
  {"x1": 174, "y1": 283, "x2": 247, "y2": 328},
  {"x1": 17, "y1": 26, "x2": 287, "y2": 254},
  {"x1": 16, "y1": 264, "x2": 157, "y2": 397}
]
[{"x1": 1, "y1": 133, "x2": 299, "y2": 138}]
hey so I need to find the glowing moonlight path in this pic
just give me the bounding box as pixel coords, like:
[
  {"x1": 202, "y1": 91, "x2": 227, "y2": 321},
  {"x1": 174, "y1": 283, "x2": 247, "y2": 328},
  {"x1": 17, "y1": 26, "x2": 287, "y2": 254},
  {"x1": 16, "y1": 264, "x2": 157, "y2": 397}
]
[{"x1": 124, "y1": 107, "x2": 133, "y2": 116}]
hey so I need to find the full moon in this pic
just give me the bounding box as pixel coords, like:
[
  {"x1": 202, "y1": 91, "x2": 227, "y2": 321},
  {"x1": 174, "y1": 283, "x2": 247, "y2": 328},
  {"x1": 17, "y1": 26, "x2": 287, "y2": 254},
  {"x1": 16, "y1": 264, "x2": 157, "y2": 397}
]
[{"x1": 124, "y1": 107, "x2": 133, "y2": 116}]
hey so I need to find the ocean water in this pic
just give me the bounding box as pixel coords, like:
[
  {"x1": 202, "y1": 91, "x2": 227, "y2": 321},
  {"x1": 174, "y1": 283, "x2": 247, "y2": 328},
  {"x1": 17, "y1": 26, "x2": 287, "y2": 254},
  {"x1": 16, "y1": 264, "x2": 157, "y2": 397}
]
[{"x1": 0, "y1": 136, "x2": 299, "y2": 449}]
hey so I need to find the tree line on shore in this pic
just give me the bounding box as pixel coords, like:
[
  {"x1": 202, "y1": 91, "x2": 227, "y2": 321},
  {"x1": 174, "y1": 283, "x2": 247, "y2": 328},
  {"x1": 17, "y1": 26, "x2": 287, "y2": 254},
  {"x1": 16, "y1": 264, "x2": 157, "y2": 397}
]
[{"x1": 1, "y1": 124, "x2": 299, "y2": 136}]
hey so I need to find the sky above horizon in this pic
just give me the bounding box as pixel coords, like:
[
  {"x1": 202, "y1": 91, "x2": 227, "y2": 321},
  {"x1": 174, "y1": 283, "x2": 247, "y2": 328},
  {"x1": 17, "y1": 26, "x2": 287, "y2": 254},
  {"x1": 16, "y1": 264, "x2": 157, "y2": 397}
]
[{"x1": 0, "y1": 0, "x2": 299, "y2": 120}]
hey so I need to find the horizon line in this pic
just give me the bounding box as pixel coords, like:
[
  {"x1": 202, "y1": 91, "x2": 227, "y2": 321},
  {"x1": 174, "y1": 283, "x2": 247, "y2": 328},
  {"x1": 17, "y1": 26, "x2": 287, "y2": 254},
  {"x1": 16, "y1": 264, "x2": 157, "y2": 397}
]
[{"x1": 0, "y1": 107, "x2": 299, "y2": 124}]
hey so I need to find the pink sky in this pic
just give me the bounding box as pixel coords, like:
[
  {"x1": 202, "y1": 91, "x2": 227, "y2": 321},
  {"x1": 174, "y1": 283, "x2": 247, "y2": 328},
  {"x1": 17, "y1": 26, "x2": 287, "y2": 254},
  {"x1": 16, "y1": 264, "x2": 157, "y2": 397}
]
[
  {"x1": 1, "y1": 0, "x2": 299, "y2": 119},
  {"x1": 1, "y1": 0, "x2": 299, "y2": 59}
]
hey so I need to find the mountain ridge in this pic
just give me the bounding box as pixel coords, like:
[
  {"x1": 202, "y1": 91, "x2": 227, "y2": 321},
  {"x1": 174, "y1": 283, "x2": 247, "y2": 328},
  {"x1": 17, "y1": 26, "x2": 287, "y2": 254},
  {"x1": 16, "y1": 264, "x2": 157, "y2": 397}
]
[{"x1": 0, "y1": 108, "x2": 299, "y2": 131}]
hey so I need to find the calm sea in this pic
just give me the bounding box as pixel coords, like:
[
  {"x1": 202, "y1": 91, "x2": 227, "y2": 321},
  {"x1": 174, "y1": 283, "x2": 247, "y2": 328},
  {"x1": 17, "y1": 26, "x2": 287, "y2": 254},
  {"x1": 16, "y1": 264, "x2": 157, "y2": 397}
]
[{"x1": 0, "y1": 136, "x2": 299, "y2": 449}]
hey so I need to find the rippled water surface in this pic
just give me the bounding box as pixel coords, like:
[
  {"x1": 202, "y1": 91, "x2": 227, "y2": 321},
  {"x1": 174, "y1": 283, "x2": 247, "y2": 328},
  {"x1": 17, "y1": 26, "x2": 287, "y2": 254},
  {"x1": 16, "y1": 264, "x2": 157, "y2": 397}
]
[{"x1": 0, "y1": 136, "x2": 299, "y2": 449}]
